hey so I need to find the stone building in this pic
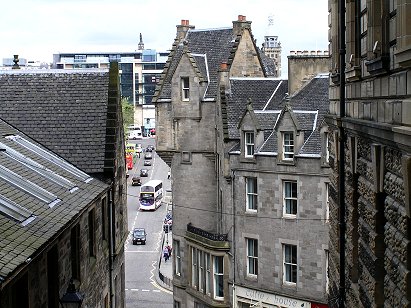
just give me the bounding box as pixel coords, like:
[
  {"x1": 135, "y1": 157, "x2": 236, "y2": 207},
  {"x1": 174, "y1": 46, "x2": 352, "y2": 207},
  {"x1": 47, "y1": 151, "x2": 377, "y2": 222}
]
[
  {"x1": 326, "y1": 0, "x2": 411, "y2": 307},
  {"x1": 0, "y1": 63, "x2": 127, "y2": 307},
  {"x1": 154, "y1": 15, "x2": 330, "y2": 307}
]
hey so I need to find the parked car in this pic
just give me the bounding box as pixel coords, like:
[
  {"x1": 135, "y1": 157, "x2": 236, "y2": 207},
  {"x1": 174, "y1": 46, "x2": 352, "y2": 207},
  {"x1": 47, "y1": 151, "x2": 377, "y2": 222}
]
[
  {"x1": 132, "y1": 228, "x2": 146, "y2": 245},
  {"x1": 144, "y1": 152, "x2": 152, "y2": 159},
  {"x1": 140, "y1": 169, "x2": 149, "y2": 177},
  {"x1": 145, "y1": 146, "x2": 152, "y2": 152},
  {"x1": 144, "y1": 160, "x2": 152, "y2": 166},
  {"x1": 131, "y1": 176, "x2": 142, "y2": 186}
]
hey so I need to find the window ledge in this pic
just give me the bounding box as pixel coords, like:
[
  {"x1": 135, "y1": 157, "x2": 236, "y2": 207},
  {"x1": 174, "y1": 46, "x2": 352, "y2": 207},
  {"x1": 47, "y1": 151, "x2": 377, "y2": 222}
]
[
  {"x1": 365, "y1": 56, "x2": 389, "y2": 75},
  {"x1": 245, "y1": 209, "x2": 257, "y2": 215},
  {"x1": 283, "y1": 215, "x2": 297, "y2": 220},
  {"x1": 245, "y1": 274, "x2": 258, "y2": 281}
]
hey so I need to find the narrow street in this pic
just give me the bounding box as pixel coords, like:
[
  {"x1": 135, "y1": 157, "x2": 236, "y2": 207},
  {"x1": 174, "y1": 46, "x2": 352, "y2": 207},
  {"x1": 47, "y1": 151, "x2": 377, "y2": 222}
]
[{"x1": 124, "y1": 137, "x2": 173, "y2": 308}]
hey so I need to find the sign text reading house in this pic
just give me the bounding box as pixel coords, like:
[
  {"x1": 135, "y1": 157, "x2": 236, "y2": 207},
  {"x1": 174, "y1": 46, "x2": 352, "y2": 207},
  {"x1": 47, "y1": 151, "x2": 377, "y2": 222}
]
[{"x1": 235, "y1": 286, "x2": 311, "y2": 308}]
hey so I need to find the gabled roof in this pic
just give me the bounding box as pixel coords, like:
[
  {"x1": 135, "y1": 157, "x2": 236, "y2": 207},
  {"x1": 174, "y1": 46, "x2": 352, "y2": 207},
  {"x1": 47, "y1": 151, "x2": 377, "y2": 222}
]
[
  {"x1": 227, "y1": 75, "x2": 329, "y2": 156},
  {"x1": 0, "y1": 119, "x2": 108, "y2": 282},
  {"x1": 154, "y1": 24, "x2": 277, "y2": 103},
  {"x1": 226, "y1": 78, "x2": 288, "y2": 139},
  {"x1": 0, "y1": 69, "x2": 110, "y2": 175}
]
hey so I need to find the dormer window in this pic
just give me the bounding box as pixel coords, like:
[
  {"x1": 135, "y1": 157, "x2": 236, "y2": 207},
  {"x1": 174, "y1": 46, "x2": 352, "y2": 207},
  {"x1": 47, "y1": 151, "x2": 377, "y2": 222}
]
[
  {"x1": 244, "y1": 132, "x2": 255, "y2": 157},
  {"x1": 181, "y1": 77, "x2": 190, "y2": 101},
  {"x1": 325, "y1": 132, "x2": 330, "y2": 163},
  {"x1": 283, "y1": 132, "x2": 294, "y2": 160}
]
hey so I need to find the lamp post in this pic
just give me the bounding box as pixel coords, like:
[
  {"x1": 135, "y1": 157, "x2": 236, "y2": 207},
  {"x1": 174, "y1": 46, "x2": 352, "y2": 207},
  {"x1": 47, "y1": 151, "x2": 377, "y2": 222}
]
[{"x1": 60, "y1": 279, "x2": 83, "y2": 308}]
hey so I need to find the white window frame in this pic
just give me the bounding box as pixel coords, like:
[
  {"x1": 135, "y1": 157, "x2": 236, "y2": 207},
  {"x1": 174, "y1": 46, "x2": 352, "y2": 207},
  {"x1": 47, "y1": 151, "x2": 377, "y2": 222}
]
[
  {"x1": 283, "y1": 244, "x2": 297, "y2": 285},
  {"x1": 325, "y1": 183, "x2": 330, "y2": 222},
  {"x1": 325, "y1": 249, "x2": 329, "y2": 293},
  {"x1": 325, "y1": 132, "x2": 330, "y2": 163},
  {"x1": 246, "y1": 177, "x2": 257, "y2": 212},
  {"x1": 283, "y1": 181, "x2": 298, "y2": 217},
  {"x1": 244, "y1": 132, "x2": 255, "y2": 157},
  {"x1": 191, "y1": 247, "x2": 198, "y2": 288},
  {"x1": 282, "y1": 132, "x2": 294, "y2": 160},
  {"x1": 198, "y1": 250, "x2": 204, "y2": 292},
  {"x1": 205, "y1": 253, "x2": 211, "y2": 295},
  {"x1": 213, "y1": 256, "x2": 224, "y2": 300},
  {"x1": 181, "y1": 77, "x2": 190, "y2": 101},
  {"x1": 174, "y1": 240, "x2": 181, "y2": 276},
  {"x1": 246, "y1": 238, "x2": 258, "y2": 276}
]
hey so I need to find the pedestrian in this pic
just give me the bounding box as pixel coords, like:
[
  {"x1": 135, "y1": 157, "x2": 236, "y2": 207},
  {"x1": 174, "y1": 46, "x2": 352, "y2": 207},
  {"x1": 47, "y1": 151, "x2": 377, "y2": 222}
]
[
  {"x1": 167, "y1": 170, "x2": 170, "y2": 179},
  {"x1": 166, "y1": 244, "x2": 172, "y2": 257},
  {"x1": 163, "y1": 246, "x2": 169, "y2": 262}
]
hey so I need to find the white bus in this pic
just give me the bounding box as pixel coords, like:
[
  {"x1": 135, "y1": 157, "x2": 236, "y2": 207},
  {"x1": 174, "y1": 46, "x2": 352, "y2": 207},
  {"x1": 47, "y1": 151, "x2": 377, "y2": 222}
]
[{"x1": 139, "y1": 180, "x2": 163, "y2": 210}]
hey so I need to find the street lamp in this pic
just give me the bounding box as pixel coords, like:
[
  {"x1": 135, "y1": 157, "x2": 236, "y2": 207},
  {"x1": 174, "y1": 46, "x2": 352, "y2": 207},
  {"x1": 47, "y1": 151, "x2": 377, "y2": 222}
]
[{"x1": 59, "y1": 279, "x2": 83, "y2": 308}]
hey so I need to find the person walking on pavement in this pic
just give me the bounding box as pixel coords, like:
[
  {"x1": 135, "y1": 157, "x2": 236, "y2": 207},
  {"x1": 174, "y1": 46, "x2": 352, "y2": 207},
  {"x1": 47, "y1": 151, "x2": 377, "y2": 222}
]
[
  {"x1": 163, "y1": 246, "x2": 169, "y2": 262},
  {"x1": 167, "y1": 170, "x2": 171, "y2": 180},
  {"x1": 166, "y1": 244, "x2": 172, "y2": 257}
]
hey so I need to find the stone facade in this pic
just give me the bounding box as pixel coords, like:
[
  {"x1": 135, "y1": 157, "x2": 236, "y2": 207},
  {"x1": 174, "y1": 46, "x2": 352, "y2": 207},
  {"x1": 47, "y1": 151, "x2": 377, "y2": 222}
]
[
  {"x1": 155, "y1": 15, "x2": 330, "y2": 308},
  {"x1": 326, "y1": 0, "x2": 411, "y2": 307},
  {"x1": 0, "y1": 63, "x2": 127, "y2": 308}
]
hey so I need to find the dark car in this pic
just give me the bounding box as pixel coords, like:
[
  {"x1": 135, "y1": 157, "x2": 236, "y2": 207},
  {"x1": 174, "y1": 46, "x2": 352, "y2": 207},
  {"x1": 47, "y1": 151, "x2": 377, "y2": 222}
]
[
  {"x1": 163, "y1": 212, "x2": 172, "y2": 232},
  {"x1": 144, "y1": 152, "x2": 152, "y2": 159},
  {"x1": 131, "y1": 176, "x2": 142, "y2": 186},
  {"x1": 132, "y1": 228, "x2": 146, "y2": 245},
  {"x1": 145, "y1": 146, "x2": 152, "y2": 152},
  {"x1": 147, "y1": 145, "x2": 155, "y2": 151},
  {"x1": 144, "y1": 160, "x2": 152, "y2": 166},
  {"x1": 140, "y1": 169, "x2": 149, "y2": 177}
]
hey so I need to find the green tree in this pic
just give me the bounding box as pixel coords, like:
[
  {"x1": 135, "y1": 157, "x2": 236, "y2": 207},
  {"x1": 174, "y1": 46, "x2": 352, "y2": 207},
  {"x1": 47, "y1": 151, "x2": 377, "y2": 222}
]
[{"x1": 122, "y1": 97, "x2": 134, "y2": 134}]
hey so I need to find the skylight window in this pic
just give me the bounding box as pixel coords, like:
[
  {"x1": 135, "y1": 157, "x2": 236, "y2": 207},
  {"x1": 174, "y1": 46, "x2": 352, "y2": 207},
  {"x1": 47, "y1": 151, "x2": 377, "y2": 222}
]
[
  {"x1": 0, "y1": 164, "x2": 60, "y2": 207},
  {"x1": 0, "y1": 142, "x2": 77, "y2": 191},
  {"x1": 0, "y1": 194, "x2": 36, "y2": 226},
  {"x1": 6, "y1": 135, "x2": 92, "y2": 182}
]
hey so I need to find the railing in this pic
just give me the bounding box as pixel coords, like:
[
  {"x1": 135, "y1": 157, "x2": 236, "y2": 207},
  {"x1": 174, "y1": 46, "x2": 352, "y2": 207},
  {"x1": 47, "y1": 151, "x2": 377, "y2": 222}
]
[{"x1": 187, "y1": 223, "x2": 228, "y2": 242}]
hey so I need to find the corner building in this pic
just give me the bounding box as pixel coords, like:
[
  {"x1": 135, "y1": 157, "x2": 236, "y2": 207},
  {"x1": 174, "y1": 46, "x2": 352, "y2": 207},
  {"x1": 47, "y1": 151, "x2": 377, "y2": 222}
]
[{"x1": 155, "y1": 16, "x2": 330, "y2": 308}]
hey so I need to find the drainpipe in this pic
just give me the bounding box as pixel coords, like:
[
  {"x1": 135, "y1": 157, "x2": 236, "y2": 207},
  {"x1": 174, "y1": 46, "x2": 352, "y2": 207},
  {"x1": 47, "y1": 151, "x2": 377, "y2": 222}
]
[
  {"x1": 108, "y1": 189, "x2": 115, "y2": 307},
  {"x1": 338, "y1": 0, "x2": 346, "y2": 307},
  {"x1": 231, "y1": 170, "x2": 236, "y2": 308}
]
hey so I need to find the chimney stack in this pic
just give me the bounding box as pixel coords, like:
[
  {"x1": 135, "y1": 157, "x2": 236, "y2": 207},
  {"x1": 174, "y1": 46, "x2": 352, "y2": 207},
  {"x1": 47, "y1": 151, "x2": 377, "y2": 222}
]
[
  {"x1": 176, "y1": 19, "x2": 195, "y2": 42},
  {"x1": 12, "y1": 55, "x2": 20, "y2": 69},
  {"x1": 232, "y1": 14, "x2": 252, "y2": 36}
]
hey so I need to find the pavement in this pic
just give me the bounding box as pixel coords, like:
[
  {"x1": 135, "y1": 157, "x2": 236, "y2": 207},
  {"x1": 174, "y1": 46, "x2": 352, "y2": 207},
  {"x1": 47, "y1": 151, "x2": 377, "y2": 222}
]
[{"x1": 156, "y1": 230, "x2": 173, "y2": 291}]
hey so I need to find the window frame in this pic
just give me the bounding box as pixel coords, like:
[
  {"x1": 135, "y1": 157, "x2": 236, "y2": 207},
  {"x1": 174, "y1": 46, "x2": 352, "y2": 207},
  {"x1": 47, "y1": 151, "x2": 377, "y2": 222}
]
[
  {"x1": 282, "y1": 132, "x2": 294, "y2": 160},
  {"x1": 283, "y1": 180, "x2": 298, "y2": 217},
  {"x1": 213, "y1": 256, "x2": 224, "y2": 300},
  {"x1": 244, "y1": 131, "x2": 255, "y2": 158},
  {"x1": 283, "y1": 244, "x2": 297, "y2": 285},
  {"x1": 181, "y1": 77, "x2": 190, "y2": 101},
  {"x1": 174, "y1": 240, "x2": 181, "y2": 276},
  {"x1": 245, "y1": 177, "x2": 258, "y2": 212},
  {"x1": 246, "y1": 238, "x2": 258, "y2": 276}
]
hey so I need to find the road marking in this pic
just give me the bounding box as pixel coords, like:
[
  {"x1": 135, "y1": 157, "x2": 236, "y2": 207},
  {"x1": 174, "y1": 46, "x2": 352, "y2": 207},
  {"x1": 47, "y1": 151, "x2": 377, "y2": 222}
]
[
  {"x1": 130, "y1": 289, "x2": 139, "y2": 291},
  {"x1": 141, "y1": 289, "x2": 150, "y2": 292},
  {"x1": 125, "y1": 250, "x2": 158, "y2": 253},
  {"x1": 153, "y1": 290, "x2": 161, "y2": 293},
  {"x1": 150, "y1": 281, "x2": 173, "y2": 294}
]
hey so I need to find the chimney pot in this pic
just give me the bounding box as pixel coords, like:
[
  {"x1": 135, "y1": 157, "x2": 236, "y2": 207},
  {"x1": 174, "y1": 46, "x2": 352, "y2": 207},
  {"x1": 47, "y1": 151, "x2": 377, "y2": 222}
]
[{"x1": 220, "y1": 62, "x2": 228, "y2": 70}]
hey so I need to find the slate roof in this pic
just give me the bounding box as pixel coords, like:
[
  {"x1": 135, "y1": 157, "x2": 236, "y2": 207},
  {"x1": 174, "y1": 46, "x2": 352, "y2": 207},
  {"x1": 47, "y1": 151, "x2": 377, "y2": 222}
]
[
  {"x1": 0, "y1": 69, "x2": 109, "y2": 174},
  {"x1": 226, "y1": 78, "x2": 288, "y2": 139},
  {"x1": 227, "y1": 75, "x2": 329, "y2": 156},
  {"x1": 155, "y1": 26, "x2": 277, "y2": 102},
  {"x1": 0, "y1": 119, "x2": 108, "y2": 282}
]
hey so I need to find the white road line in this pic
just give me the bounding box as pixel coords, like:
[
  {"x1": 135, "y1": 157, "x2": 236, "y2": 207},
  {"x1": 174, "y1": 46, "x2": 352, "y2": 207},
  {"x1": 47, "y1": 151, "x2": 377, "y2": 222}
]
[
  {"x1": 130, "y1": 289, "x2": 139, "y2": 291},
  {"x1": 152, "y1": 290, "x2": 161, "y2": 293},
  {"x1": 141, "y1": 289, "x2": 150, "y2": 292},
  {"x1": 125, "y1": 250, "x2": 158, "y2": 253},
  {"x1": 150, "y1": 281, "x2": 173, "y2": 294}
]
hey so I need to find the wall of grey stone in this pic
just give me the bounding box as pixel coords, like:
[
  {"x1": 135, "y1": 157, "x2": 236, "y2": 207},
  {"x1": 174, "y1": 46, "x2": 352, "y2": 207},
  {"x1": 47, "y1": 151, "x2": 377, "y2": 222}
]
[{"x1": 228, "y1": 155, "x2": 330, "y2": 303}]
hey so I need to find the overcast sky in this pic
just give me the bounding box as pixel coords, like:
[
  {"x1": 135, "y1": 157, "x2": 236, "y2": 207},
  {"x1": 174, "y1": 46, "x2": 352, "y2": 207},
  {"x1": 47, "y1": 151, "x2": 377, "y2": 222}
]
[{"x1": 1, "y1": 0, "x2": 328, "y2": 78}]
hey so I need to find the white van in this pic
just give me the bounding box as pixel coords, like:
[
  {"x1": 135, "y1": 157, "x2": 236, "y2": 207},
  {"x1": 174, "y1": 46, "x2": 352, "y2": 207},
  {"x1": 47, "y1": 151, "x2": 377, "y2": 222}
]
[{"x1": 127, "y1": 125, "x2": 142, "y2": 140}]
